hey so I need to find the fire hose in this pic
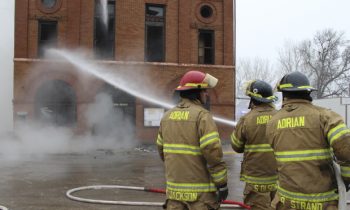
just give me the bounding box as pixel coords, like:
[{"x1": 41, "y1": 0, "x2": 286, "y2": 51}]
[{"x1": 66, "y1": 185, "x2": 251, "y2": 209}]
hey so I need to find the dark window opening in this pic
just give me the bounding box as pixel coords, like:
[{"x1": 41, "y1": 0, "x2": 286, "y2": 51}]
[
  {"x1": 200, "y1": 5, "x2": 213, "y2": 18},
  {"x1": 94, "y1": 0, "x2": 115, "y2": 60},
  {"x1": 198, "y1": 30, "x2": 214, "y2": 64},
  {"x1": 38, "y1": 20, "x2": 57, "y2": 58},
  {"x1": 35, "y1": 80, "x2": 77, "y2": 127},
  {"x1": 145, "y1": 4, "x2": 165, "y2": 62}
]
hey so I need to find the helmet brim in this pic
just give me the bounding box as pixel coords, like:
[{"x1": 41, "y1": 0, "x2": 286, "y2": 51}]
[
  {"x1": 251, "y1": 96, "x2": 276, "y2": 103},
  {"x1": 175, "y1": 86, "x2": 209, "y2": 91},
  {"x1": 279, "y1": 87, "x2": 317, "y2": 92}
]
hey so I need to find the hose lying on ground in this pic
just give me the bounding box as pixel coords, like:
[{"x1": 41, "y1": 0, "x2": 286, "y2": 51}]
[
  {"x1": 144, "y1": 187, "x2": 251, "y2": 209},
  {"x1": 66, "y1": 185, "x2": 251, "y2": 209}
]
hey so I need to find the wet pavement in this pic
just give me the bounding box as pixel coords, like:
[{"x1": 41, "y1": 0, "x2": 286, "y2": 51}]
[
  {"x1": 0, "y1": 146, "x2": 349, "y2": 210},
  {"x1": 0, "y1": 146, "x2": 244, "y2": 210}
]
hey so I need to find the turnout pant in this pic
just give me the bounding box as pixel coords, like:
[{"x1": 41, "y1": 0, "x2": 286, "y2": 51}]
[{"x1": 164, "y1": 192, "x2": 219, "y2": 210}]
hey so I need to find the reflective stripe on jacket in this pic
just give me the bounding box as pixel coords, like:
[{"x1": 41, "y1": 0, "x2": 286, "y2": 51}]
[
  {"x1": 231, "y1": 104, "x2": 278, "y2": 188},
  {"x1": 156, "y1": 98, "x2": 227, "y2": 201},
  {"x1": 266, "y1": 98, "x2": 350, "y2": 203}
]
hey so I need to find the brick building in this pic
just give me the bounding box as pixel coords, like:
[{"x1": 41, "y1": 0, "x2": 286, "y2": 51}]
[{"x1": 14, "y1": 0, "x2": 236, "y2": 143}]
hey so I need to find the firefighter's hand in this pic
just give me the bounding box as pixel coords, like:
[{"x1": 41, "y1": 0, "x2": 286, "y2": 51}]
[{"x1": 216, "y1": 184, "x2": 228, "y2": 202}]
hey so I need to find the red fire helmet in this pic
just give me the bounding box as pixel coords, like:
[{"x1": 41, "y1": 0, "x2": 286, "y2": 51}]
[{"x1": 175, "y1": 70, "x2": 218, "y2": 91}]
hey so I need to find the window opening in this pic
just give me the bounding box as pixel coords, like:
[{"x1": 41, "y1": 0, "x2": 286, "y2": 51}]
[
  {"x1": 200, "y1": 5, "x2": 213, "y2": 18},
  {"x1": 198, "y1": 30, "x2": 214, "y2": 64},
  {"x1": 41, "y1": 0, "x2": 57, "y2": 8},
  {"x1": 38, "y1": 20, "x2": 57, "y2": 58},
  {"x1": 35, "y1": 80, "x2": 77, "y2": 126},
  {"x1": 145, "y1": 4, "x2": 165, "y2": 62}
]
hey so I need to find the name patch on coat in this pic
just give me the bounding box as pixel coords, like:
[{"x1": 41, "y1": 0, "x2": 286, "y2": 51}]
[
  {"x1": 256, "y1": 115, "x2": 272, "y2": 125},
  {"x1": 169, "y1": 111, "x2": 190, "y2": 121},
  {"x1": 277, "y1": 116, "x2": 305, "y2": 129}
]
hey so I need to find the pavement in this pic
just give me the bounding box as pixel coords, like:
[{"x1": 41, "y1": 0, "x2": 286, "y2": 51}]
[
  {"x1": 0, "y1": 145, "x2": 349, "y2": 210},
  {"x1": 0, "y1": 146, "x2": 245, "y2": 210}
]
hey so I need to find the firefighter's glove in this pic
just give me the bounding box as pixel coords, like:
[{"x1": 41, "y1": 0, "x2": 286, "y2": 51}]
[{"x1": 216, "y1": 184, "x2": 228, "y2": 202}]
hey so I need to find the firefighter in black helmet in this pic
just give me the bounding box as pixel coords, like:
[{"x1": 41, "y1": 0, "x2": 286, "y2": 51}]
[
  {"x1": 276, "y1": 71, "x2": 316, "y2": 101},
  {"x1": 231, "y1": 80, "x2": 278, "y2": 210},
  {"x1": 246, "y1": 80, "x2": 278, "y2": 108},
  {"x1": 266, "y1": 71, "x2": 350, "y2": 210}
]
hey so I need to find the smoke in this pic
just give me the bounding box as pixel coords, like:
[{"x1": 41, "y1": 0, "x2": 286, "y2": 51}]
[
  {"x1": 0, "y1": 93, "x2": 137, "y2": 160},
  {"x1": 0, "y1": 122, "x2": 73, "y2": 158},
  {"x1": 85, "y1": 92, "x2": 136, "y2": 149}
]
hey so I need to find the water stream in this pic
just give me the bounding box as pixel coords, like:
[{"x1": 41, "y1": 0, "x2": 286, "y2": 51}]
[
  {"x1": 48, "y1": 49, "x2": 236, "y2": 126},
  {"x1": 100, "y1": 0, "x2": 108, "y2": 28}
]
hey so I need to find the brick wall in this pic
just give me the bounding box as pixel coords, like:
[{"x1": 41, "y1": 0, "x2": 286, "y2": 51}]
[{"x1": 14, "y1": 0, "x2": 236, "y2": 142}]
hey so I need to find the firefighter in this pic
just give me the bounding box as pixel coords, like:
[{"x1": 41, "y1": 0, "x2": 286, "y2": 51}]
[
  {"x1": 156, "y1": 70, "x2": 228, "y2": 210},
  {"x1": 231, "y1": 80, "x2": 278, "y2": 210},
  {"x1": 266, "y1": 71, "x2": 350, "y2": 210}
]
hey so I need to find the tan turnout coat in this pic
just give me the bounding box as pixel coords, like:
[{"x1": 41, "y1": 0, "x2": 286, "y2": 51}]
[
  {"x1": 266, "y1": 98, "x2": 350, "y2": 207},
  {"x1": 156, "y1": 98, "x2": 227, "y2": 202},
  {"x1": 231, "y1": 104, "x2": 278, "y2": 191}
]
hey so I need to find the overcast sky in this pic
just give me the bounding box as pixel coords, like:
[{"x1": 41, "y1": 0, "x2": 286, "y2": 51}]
[
  {"x1": 236, "y1": 0, "x2": 350, "y2": 62},
  {"x1": 0, "y1": 0, "x2": 350, "y2": 131}
]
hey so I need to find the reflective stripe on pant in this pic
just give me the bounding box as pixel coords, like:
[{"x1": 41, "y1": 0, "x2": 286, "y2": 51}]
[
  {"x1": 164, "y1": 192, "x2": 219, "y2": 210},
  {"x1": 243, "y1": 183, "x2": 276, "y2": 210}
]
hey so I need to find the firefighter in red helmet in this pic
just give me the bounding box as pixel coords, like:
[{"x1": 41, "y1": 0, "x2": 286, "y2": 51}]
[{"x1": 156, "y1": 70, "x2": 228, "y2": 210}]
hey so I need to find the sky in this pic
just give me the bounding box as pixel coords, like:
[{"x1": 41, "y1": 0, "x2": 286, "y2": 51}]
[
  {"x1": 1, "y1": 0, "x2": 350, "y2": 132},
  {"x1": 236, "y1": 0, "x2": 350, "y2": 62}
]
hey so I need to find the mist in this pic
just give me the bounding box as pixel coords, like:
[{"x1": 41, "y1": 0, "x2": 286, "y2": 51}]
[
  {"x1": 0, "y1": 91, "x2": 138, "y2": 161},
  {"x1": 85, "y1": 92, "x2": 136, "y2": 149}
]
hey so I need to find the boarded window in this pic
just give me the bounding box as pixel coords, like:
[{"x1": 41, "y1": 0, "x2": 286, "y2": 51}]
[
  {"x1": 145, "y1": 4, "x2": 165, "y2": 62},
  {"x1": 38, "y1": 20, "x2": 57, "y2": 57},
  {"x1": 198, "y1": 30, "x2": 214, "y2": 64},
  {"x1": 94, "y1": 0, "x2": 115, "y2": 59}
]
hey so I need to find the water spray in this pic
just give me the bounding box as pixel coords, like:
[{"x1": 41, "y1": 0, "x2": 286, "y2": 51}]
[
  {"x1": 100, "y1": 0, "x2": 108, "y2": 28},
  {"x1": 48, "y1": 49, "x2": 237, "y2": 126},
  {"x1": 46, "y1": 49, "x2": 242, "y2": 208}
]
